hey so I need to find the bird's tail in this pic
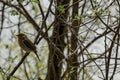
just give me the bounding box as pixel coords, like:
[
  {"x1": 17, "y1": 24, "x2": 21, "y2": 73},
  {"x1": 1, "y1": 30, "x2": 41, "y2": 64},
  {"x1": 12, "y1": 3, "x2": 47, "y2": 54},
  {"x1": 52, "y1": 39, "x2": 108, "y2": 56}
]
[{"x1": 34, "y1": 51, "x2": 40, "y2": 61}]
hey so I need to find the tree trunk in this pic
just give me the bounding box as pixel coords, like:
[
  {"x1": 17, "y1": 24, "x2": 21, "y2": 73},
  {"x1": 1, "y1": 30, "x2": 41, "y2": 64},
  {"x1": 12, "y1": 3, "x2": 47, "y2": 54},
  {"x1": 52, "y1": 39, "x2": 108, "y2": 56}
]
[
  {"x1": 67, "y1": 0, "x2": 79, "y2": 80},
  {"x1": 45, "y1": 0, "x2": 70, "y2": 80}
]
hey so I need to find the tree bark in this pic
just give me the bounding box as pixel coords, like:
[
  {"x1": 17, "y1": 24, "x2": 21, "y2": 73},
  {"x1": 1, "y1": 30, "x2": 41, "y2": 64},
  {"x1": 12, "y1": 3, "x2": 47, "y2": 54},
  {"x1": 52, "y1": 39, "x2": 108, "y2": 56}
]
[
  {"x1": 45, "y1": 0, "x2": 70, "y2": 80},
  {"x1": 67, "y1": 0, "x2": 79, "y2": 80}
]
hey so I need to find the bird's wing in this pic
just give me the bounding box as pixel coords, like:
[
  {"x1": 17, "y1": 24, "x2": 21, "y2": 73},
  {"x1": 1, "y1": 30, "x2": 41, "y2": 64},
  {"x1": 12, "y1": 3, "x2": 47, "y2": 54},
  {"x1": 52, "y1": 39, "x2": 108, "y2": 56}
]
[
  {"x1": 22, "y1": 38, "x2": 36, "y2": 51},
  {"x1": 22, "y1": 38, "x2": 40, "y2": 61}
]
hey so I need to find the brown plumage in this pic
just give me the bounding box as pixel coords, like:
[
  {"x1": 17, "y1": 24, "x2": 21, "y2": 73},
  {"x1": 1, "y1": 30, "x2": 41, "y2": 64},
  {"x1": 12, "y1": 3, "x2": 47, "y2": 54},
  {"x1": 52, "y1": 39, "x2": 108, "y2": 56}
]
[{"x1": 17, "y1": 33, "x2": 40, "y2": 61}]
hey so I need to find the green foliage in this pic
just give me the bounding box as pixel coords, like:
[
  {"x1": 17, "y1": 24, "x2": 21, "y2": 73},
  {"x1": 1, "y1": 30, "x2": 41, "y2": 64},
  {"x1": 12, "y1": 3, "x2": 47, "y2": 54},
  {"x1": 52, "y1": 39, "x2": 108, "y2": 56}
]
[
  {"x1": 0, "y1": 67, "x2": 6, "y2": 80},
  {"x1": 74, "y1": 14, "x2": 86, "y2": 20},
  {"x1": 10, "y1": 10, "x2": 18, "y2": 16},
  {"x1": 58, "y1": 5, "x2": 65, "y2": 13},
  {"x1": 32, "y1": 0, "x2": 39, "y2": 3},
  {"x1": 83, "y1": 71, "x2": 94, "y2": 80},
  {"x1": 7, "y1": 56, "x2": 18, "y2": 62},
  {"x1": 30, "y1": 0, "x2": 39, "y2": 3}
]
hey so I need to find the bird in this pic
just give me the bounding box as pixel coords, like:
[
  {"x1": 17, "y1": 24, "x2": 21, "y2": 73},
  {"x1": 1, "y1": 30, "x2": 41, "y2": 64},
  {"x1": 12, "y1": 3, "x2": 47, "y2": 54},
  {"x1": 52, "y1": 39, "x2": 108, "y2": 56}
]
[{"x1": 16, "y1": 33, "x2": 40, "y2": 61}]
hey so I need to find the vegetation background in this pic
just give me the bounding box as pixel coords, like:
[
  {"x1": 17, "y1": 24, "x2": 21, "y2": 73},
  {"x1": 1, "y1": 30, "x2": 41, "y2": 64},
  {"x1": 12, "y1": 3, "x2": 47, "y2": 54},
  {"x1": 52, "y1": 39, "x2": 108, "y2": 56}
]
[{"x1": 0, "y1": 0, "x2": 120, "y2": 80}]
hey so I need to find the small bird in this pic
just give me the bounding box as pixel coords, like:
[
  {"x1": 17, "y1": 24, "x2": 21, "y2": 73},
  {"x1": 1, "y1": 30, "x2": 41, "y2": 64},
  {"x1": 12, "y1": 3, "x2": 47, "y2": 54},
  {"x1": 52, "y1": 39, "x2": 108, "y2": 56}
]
[{"x1": 17, "y1": 33, "x2": 40, "y2": 61}]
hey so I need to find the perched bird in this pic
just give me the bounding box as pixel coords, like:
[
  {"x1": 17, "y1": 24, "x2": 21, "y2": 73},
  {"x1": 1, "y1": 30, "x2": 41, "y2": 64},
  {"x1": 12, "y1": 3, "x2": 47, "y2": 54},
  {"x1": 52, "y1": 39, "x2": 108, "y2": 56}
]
[{"x1": 17, "y1": 33, "x2": 40, "y2": 61}]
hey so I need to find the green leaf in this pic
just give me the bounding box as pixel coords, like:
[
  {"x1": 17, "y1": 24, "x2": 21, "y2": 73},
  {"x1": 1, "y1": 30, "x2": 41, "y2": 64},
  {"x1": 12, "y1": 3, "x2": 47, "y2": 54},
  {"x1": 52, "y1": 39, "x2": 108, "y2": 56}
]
[
  {"x1": 58, "y1": 5, "x2": 65, "y2": 13},
  {"x1": 10, "y1": 10, "x2": 18, "y2": 16},
  {"x1": 75, "y1": 14, "x2": 85, "y2": 20}
]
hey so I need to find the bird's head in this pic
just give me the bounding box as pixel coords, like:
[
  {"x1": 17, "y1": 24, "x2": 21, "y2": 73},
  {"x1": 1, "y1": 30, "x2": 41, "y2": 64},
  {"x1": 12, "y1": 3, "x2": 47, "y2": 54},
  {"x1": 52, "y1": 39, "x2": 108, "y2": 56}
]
[{"x1": 16, "y1": 33, "x2": 27, "y2": 39}]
